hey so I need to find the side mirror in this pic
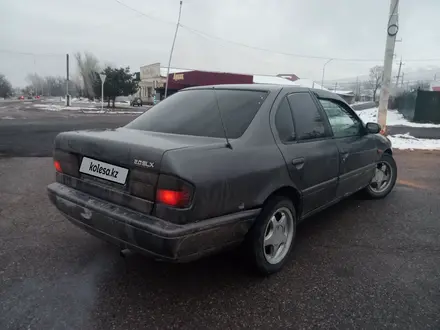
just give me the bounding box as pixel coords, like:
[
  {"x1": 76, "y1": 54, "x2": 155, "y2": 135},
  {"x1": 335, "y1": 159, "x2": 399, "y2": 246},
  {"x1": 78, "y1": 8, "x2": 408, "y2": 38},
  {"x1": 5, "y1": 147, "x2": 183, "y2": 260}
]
[{"x1": 366, "y1": 122, "x2": 381, "y2": 134}]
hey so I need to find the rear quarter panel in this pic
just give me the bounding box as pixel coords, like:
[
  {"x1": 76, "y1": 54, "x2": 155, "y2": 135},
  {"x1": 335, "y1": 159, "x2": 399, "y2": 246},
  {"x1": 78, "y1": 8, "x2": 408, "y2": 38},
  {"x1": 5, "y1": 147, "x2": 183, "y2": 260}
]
[{"x1": 160, "y1": 143, "x2": 291, "y2": 222}]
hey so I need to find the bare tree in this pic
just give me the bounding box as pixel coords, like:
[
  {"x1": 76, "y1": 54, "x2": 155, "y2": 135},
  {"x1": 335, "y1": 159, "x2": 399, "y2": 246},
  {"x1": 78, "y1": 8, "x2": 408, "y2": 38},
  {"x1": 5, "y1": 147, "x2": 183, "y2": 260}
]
[
  {"x1": 72, "y1": 73, "x2": 84, "y2": 97},
  {"x1": 368, "y1": 66, "x2": 384, "y2": 102},
  {"x1": 25, "y1": 73, "x2": 68, "y2": 96},
  {"x1": 26, "y1": 73, "x2": 45, "y2": 95},
  {"x1": 74, "y1": 51, "x2": 100, "y2": 99}
]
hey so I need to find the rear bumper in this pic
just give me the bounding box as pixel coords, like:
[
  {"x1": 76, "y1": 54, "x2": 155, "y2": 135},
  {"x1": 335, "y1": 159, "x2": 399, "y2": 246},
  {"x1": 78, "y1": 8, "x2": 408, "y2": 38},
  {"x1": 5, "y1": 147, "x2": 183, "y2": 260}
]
[{"x1": 47, "y1": 183, "x2": 259, "y2": 262}]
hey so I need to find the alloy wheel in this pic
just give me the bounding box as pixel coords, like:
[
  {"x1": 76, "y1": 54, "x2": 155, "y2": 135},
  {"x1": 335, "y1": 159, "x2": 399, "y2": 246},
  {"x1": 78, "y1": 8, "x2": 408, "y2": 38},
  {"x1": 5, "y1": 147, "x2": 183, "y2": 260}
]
[
  {"x1": 369, "y1": 161, "x2": 393, "y2": 193},
  {"x1": 263, "y1": 207, "x2": 294, "y2": 265}
]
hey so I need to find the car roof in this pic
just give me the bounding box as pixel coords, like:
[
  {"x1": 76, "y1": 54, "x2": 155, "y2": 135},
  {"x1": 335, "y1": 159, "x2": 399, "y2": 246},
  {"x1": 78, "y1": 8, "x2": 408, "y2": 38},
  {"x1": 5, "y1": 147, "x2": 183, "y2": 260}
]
[{"x1": 183, "y1": 84, "x2": 346, "y2": 103}]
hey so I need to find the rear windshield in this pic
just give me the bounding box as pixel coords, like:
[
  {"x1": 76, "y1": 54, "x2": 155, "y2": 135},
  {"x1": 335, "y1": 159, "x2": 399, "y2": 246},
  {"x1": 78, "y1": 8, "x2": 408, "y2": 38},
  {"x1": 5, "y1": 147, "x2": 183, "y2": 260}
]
[{"x1": 125, "y1": 89, "x2": 268, "y2": 138}]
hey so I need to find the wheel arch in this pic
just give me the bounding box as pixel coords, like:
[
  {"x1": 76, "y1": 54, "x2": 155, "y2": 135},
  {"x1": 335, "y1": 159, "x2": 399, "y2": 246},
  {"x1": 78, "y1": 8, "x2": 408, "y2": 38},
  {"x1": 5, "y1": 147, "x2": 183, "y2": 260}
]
[
  {"x1": 262, "y1": 186, "x2": 303, "y2": 219},
  {"x1": 384, "y1": 148, "x2": 393, "y2": 155}
]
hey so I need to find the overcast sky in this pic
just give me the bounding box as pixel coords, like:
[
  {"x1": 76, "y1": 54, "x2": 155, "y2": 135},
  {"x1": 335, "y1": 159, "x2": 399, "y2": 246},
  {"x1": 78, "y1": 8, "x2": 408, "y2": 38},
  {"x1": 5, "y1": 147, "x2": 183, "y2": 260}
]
[{"x1": 1, "y1": 0, "x2": 440, "y2": 87}]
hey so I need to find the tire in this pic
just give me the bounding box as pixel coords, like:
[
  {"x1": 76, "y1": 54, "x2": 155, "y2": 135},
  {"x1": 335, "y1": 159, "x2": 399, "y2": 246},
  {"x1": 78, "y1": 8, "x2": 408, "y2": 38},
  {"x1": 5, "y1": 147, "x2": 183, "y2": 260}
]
[
  {"x1": 363, "y1": 153, "x2": 397, "y2": 199},
  {"x1": 245, "y1": 196, "x2": 296, "y2": 275}
]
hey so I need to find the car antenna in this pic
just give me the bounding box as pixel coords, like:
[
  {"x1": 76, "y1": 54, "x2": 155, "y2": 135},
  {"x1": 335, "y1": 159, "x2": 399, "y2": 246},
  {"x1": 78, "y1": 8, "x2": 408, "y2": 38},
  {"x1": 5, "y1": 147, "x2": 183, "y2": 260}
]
[{"x1": 212, "y1": 87, "x2": 232, "y2": 149}]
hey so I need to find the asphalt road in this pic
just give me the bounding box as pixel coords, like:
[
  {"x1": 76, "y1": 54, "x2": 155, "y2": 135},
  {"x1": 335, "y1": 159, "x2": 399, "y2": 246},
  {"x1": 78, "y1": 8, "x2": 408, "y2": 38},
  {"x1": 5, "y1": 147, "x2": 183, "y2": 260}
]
[
  {"x1": 0, "y1": 114, "x2": 136, "y2": 157},
  {"x1": 0, "y1": 110, "x2": 440, "y2": 328},
  {"x1": 0, "y1": 99, "x2": 39, "y2": 105},
  {"x1": 1, "y1": 152, "x2": 439, "y2": 329}
]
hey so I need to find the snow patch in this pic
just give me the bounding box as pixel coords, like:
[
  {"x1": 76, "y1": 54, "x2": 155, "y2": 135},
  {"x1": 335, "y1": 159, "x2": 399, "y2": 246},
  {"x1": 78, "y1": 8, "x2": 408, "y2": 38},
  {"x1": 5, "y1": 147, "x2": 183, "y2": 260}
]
[
  {"x1": 159, "y1": 67, "x2": 191, "y2": 77},
  {"x1": 33, "y1": 104, "x2": 85, "y2": 111},
  {"x1": 352, "y1": 101, "x2": 372, "y2": 106},
  {"x1": 253, "y1": 75, "x2": 298, "y2": 85},
  {"x1": 356, "y1": 107, "x2": 378, "y2": 123},
  {"x1": 81, "y1": 110, "x2": 142, "y2": 115},
  {"x1": 290, "y1": 79, "x2": 326, "y2": 90},
  {"x1": 252, "y1": 76, "x2": 327, "y2": 90},
  {"x1": 355, "y1": 107, "x2": 440, "y2": 128},
  {"x1": 388, "y1": 133, "x2": 440, "y2": 150}
]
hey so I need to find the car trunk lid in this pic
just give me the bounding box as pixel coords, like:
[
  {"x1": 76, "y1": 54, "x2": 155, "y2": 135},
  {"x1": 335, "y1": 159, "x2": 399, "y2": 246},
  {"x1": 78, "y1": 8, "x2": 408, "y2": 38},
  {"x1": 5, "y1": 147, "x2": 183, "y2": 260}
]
[{"x1": 54, "y1": 127, "x2": 224, "y2": 214}]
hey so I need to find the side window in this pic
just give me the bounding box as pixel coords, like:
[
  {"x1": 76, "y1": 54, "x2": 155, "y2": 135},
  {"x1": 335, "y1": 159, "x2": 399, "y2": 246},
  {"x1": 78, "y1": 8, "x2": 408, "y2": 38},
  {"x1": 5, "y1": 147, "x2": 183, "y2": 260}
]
[
  {"x1": 275, "y1": 97, "x2": 295, "y2": 142},
  {"x1": 318, "y1": 99, "x2": 362, "y2": 138},
  {"x1": 287, "y1": 93, "x2": 327, "y2": 140}
]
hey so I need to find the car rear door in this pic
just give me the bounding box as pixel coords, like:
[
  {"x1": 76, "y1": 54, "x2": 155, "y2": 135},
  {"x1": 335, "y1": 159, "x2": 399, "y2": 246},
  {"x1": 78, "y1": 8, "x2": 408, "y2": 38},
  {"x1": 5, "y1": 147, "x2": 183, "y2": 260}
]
[
  {"x1": 271, "y1": 91, "x2": 339, "y2": 216},
  {"x1": 316, "y1": 97, "x2": 377, "y2": 198}
]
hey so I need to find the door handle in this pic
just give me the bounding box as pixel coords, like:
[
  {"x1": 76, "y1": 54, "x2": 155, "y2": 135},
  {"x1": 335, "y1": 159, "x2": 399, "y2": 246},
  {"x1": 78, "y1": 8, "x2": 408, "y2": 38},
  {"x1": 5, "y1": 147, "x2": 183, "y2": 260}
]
[{"x1": 292, "y1": 158, "x2": 305, "y2": 169}]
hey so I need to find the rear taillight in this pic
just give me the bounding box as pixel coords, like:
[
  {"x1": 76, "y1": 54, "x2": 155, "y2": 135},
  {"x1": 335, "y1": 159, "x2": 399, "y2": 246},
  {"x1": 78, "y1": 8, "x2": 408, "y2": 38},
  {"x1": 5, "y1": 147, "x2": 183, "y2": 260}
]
[
  {"x1": 157, "y1": 189, "x2": 190, "y2": 207},
  {"x1": 155, "y1": 174, "x2": 194, "y2": 208},
  {"x1": 54, "y1": 160, "x2": 62, "y2": 172}
]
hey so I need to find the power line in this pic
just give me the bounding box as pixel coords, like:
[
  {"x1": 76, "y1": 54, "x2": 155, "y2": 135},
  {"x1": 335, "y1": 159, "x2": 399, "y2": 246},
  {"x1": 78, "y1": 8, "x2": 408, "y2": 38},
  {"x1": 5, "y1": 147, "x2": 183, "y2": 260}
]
[
  {"x1": 0, "y1": 49, "x2": 64, "y2": 57},
  {"x1": 113, "y1": 0, "x2": 175, "y2": 26},
  {"x1": 180, "y1": 24, "x2": 381, "y2": 62},
  {"x1": 5, "y1": 0, "x2": 440, "y2": 65},
  {"x1": 112, "y1": 0, "x2": 440, "y2": 63},
  {"x1": 181, "y1": 24, "x2": 440, "y2": 63},
  {"x1": 113, "y1": 0, "x2": 381, "y2": 62},
  {"x1": 92, "y1": 12, "x2": 142, "y2": 29}
]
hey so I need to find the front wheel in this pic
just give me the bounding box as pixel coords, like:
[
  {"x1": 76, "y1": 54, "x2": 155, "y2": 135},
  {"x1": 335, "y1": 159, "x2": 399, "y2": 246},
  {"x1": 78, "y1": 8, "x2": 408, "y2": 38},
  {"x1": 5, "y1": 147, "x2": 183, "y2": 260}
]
[
  {"x1": 363, "y1": 153, "x2": 397, "y2": 199},
  {"x1": 245, "y1": 196, "x2": 296, "y2": 275}
]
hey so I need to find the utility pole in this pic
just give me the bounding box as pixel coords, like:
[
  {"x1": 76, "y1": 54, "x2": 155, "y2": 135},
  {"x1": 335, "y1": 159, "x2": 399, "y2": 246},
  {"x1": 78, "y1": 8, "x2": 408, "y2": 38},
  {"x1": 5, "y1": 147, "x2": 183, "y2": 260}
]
[
  {"x1": 334, "y1": 82, "x2": 338, "y2": 92},
  {"x1": 378, "y1": 0, "x2": 399, "y2": 134},
  {"x1": 395, "y1": 57, "x2": 403, "y2": 87},
  {"x1": 401, "y1": 72, "x2": 404, "y2": 88},
  {"x1": 356, "y1": 76, "x2": 360, "y2": 100},
  {"x1": 66, "y1": 54, "x2": 70, "y2": 106},
  {"x1": 164, "y1": 0, "x2": 183, "y2": 99}
]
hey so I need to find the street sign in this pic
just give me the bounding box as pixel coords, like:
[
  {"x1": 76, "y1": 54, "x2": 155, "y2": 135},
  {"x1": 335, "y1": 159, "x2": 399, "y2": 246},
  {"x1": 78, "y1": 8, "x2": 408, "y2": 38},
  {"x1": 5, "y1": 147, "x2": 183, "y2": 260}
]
[{"x1": 99, "y1": 74, "x2": 107, "y2": 112}]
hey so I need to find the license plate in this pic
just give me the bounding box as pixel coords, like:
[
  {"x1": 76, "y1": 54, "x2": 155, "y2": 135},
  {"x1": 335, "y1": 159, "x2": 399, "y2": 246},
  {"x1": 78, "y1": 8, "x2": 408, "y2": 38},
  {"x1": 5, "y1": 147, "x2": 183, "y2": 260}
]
[{"x1": 79, "y1": 157, "x2": 128, "y2": 184}]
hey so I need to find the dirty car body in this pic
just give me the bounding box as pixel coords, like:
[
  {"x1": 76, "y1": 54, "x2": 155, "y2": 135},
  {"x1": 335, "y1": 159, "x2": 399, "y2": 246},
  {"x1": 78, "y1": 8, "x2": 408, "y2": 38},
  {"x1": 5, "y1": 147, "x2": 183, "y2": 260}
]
[{"x1": 47, "y1": 84, "x2": 393, "y2": 263}]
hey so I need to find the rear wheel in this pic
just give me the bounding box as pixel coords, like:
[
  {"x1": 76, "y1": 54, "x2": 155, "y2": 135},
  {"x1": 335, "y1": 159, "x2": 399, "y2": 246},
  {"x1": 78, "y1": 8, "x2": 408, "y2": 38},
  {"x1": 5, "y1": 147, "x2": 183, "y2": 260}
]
[
  {"x1": 363, "y1": 153, "x2": 397, "y2": 199},
  {"x1": 245, "y1": 196, "x2": 296, "y2": 275}
]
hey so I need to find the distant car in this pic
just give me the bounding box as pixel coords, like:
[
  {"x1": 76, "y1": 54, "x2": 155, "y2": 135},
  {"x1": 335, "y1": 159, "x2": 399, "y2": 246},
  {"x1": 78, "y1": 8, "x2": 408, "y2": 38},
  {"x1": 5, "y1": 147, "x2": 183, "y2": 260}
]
[
  {"x1": 18, "y1": 96, "x2": 24, "y2": 100},
  {"x1": 35, "y1": 95, "x2": 40, "y2": 100},
  {"x1": 131, "y1": 97, "x2": 142, "y2": 107},
  {"x1": 27, "y1": 96, "x2": 33, "y2": 100},
  {"x1": 47, "y1": 84, "x2": 397, "y2": 275}
]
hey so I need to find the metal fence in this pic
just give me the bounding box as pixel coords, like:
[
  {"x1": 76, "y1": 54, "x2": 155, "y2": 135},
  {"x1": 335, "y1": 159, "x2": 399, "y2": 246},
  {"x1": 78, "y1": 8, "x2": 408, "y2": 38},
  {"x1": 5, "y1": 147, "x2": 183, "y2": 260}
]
[
  {"x1": 394, "y1": 90, "x2": 440, "y2": 123},
  {"x1": 413, "y1": 91, "x2": 440, "y2": 123}
]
